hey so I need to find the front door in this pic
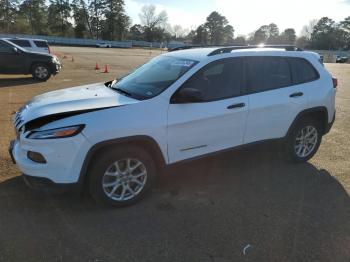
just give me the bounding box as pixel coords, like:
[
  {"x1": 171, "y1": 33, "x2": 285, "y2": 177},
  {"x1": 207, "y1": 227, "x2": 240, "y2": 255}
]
[
  {"x1": 167, "y1": 58, "x2": 249, "y2": 163},
  {"x1": 0, "y1": 40, "x2": 25, "y2": 74}
]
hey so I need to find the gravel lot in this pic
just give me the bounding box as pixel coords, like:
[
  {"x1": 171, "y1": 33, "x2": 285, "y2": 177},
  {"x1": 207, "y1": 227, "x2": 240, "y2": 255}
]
[{"x1": 0, "y1": 47, "x2": 349, "y2": 262}]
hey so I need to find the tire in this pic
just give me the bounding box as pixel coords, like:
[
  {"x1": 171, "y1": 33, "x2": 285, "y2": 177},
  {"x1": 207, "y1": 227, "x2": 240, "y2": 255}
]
[
  {"x1": 285, "y1": 117, "x2": 322, "y2": 163},
  {"x1": 88, "y1": 146, "x2": 156, "y2": 207},
  {"x1": 32, "y1": 63, "x2": 51, "y2": 81}
]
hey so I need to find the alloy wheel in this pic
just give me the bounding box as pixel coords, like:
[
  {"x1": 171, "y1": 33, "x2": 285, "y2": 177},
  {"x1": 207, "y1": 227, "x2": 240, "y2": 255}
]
[
  {"x1": 294, "y1": 126, "x2": 318, "y2": 158},
  {"x1": 102, "y1": 158, "x2": 147, "y2": 201},
  {"x1": 35, "y1": 66, "x2": 49, "y2": 79}
]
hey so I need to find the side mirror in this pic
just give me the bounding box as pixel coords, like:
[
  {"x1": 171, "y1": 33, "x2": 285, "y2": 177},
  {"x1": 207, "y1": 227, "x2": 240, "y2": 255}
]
[
  {"x1": 171, "y1": 88, "x2": 203, "y2": 104},
  {"x1": 12, "y1": 47, "x2": 18, "y2": 53}
]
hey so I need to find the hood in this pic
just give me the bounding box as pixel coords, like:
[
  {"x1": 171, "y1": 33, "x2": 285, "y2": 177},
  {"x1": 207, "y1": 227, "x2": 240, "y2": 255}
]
[
  {"x1": 14, "y1": 82, "x2": 139, "y2": 128},
  {"x1": 25, "y1": 50, "x2": 54, "y2": 60}
]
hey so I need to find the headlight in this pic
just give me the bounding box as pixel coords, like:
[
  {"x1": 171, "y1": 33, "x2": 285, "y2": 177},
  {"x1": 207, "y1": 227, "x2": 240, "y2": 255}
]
[
  {"x1": 52, "y1": 56, "x2": 59, "y2": 63},
  {"x1": 27, "y1": 125, "x2": 84, "y2": 139}
]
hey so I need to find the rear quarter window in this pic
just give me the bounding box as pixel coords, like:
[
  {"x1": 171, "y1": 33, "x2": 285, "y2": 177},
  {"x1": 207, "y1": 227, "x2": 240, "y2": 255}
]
[
  {"x1": 34, "y1": 41, "x2": 48, "y2": 48},
  {"x1": 288, "y1": 58, "x2": 319, "y2": 84},
  {"x1": 10, "y1": 39, "x2": 31, "y2": 47}
]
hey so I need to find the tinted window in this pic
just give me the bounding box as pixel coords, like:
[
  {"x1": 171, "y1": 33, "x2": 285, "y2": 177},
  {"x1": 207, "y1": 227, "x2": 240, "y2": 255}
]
[
  {"x1": 0, "y1": 41, "x2": 13, "y2": 53},
  {"x1": 10, "y1": 39, "x2": 31, "y2": 47},
  {"x1": 180, "y1": 58, "x2": 243, "y2": 102},
  {"x1": 34, "y1": 41, "x2": 48, "y2": 47},
  {"x1": 288, "y1": 58, "x2": 319, "y2": 84},
  {"x1": 246, "y1": 57, "x2": 292, "y2": 93}
]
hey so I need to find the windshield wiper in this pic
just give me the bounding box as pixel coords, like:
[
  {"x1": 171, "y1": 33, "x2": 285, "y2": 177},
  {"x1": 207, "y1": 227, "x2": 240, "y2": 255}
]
[{"x1": 112, "y1": 87, "x2": 133, "y2": 98}]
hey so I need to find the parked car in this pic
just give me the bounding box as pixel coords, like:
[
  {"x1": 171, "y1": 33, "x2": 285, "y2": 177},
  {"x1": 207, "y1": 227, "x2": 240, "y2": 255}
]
[
  {"x1": 9, "y1": 45, "x2": 336, "y2": 207},
  {"x1": 0, "y1": 39, "x2": 61, "y2": 80},
  {"x1": 6, "y1": 38, "x2": 51, "y2": 54},
  {"x1": 319, "y1": 54, "x2": 324, "y2": 63},
  {"x1": 336, "y1": 55, "x2": 349, "y2": 63},
  {"x1": 96, "y1": 43, "x2": 112, "y2": 48}
]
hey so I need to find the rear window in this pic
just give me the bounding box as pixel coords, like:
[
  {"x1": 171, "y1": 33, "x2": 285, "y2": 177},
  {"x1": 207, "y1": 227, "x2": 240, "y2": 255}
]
[
  {"x1": 245, "y1": 57, "x2": 292, "y2": 94},
  {"x1": 10, "y1": 39, "x2": 31, "y2": 47},
  {"x1": 34, "y1": 41, "x2": 48, "y2": 48},
  {"x1": 288, "y1": 58, "x2": 319, "y2": 84}
]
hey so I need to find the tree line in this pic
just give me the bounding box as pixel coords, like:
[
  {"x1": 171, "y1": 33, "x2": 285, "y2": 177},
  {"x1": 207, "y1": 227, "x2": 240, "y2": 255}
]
[
  {"x1": 189, "y1": 15, "x2": 350, "y2": 50},
  {"x1": 0, "y1": 0, "x2": 349, "y2": 50}
]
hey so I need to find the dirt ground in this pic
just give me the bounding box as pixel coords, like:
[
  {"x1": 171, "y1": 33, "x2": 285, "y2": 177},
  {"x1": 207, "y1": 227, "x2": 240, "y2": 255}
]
[{"x1": 0, "y1": 46, "x2": 349, "y2": 262}]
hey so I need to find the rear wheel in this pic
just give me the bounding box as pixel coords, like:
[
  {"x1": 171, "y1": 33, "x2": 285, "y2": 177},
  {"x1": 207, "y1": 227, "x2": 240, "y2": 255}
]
[
  {"x1": 32, "y1": 63, "x2": 51, "y2": 81},
  {"x1": 285, "y1": 118, "x2": 322, "y2": 163},
  {"x1": 88, "y1": 146, "x2": 156, "y2": 207}
]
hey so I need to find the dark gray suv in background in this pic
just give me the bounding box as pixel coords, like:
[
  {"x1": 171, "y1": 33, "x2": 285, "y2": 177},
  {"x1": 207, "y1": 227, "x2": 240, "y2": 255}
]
[{"x1": 0, "y1": 39, "x2": 61, "y2": 81}]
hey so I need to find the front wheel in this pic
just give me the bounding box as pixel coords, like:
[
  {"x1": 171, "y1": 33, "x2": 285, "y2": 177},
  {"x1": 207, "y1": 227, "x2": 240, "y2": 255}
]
[
  {"x1": 32, "y1": 63, "x2": 51, "y2": 81},
  {"x1": 285, "y1": 118, "x2": 322, "y2": 163},
  {"x1": 88, "y1": 146, "x2": 156, "y2": 207}
]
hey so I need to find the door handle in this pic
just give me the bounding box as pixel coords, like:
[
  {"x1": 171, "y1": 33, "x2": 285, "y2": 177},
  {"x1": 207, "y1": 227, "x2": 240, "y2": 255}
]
[
  {"x1": 227, "y1": 103, "x2": 245, "y2": 109},
  {"x1": 290, "y1": 92, "x2": 303, "y2": 98}
]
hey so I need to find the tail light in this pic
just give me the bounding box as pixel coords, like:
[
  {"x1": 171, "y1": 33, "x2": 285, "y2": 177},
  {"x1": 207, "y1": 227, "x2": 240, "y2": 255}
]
[{"x1": 332, "y1": 77, "x2": 338, "y2": 88}]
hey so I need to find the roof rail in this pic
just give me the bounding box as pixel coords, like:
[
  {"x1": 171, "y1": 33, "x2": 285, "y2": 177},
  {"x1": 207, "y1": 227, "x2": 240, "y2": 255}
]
[
  {"x1": 168, "y1": 44, "x2": 303, "y2": 55},
  {"x1": 208, "y1": 45, "x2": 303, "y2": 56},
  {"x1": 168, "y1": 45, "x2": 199, "y2": 52}
]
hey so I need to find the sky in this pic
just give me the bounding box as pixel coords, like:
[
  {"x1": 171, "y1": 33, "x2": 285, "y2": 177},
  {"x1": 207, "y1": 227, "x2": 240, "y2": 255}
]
[{"x1": 125, "y1": 0, "x2": 350, "y2": 36}]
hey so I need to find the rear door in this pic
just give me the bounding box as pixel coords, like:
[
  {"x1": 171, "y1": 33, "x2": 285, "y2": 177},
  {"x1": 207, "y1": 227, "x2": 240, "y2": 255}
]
[
  {"x1": 9, "y1": 39, "x2": 33, "y2": 52},
  {"x1": 244, "y1": 56, "x2": 309, "y2": 144},
  {"x1": 167, "y1": 58, "x2": 249, "y2": 163}
]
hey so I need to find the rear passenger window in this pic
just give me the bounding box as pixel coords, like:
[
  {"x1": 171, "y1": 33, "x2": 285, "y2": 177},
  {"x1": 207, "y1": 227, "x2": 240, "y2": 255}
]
[
  {"x1": 180, "y1": 58, "x2": 243, "y2": 101},
  {"x1": 245, "y1": 57, "x2": 292, "y2": 93},
  {"x1": 288, "y1": 58, "x2": 319, "y2": 84},
  {"x1": 34, "y1": 41, "x2": 48, "y2": 47},
  {"x1": 10, "y1": 39, "x2": 31, "y2": 47}
]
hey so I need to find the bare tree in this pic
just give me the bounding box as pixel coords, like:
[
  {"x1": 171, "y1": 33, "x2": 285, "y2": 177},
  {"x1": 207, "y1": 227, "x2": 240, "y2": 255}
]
[
  {"x1": 301, "y1": 19, "x2": 319, "y2": 39},
  {"x1": 171, "y1": 24, "x2": 188, "y2": 39}
]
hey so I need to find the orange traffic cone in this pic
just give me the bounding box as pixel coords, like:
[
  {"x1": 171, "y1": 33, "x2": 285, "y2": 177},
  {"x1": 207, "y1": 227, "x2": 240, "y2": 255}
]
[
  {"x1": 103, "y1": 64, "x2": 109, "y2": 73},
  {"x1": 95, "y1": 62, "x2": 100, "y2": 70}
]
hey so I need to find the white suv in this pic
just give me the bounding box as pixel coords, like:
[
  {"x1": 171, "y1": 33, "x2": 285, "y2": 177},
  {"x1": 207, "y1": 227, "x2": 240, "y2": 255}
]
[
  {"x1": 6, "y1": 38, "x2": 51, "y2": 54},
  {"x1": 9, "y1": 45, "x2": 337, "y2": 207},
  {"x1": 96, "y1": 43, "x2": 112, "y2": 48}
]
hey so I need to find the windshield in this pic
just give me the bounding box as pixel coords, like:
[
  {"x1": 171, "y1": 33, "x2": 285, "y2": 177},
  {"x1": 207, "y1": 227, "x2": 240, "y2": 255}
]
[{"x1": 111, "y1": 56, "x2": 198, "y2": 99}]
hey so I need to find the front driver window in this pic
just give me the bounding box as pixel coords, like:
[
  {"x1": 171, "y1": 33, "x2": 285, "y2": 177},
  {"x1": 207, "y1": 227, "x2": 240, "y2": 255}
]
[
  {"x1": 0, "y1": 41, "x2": 13, "y2": 53},
  {"x1": 179, "y1": 58, "x2": 243, "y2": 102}
]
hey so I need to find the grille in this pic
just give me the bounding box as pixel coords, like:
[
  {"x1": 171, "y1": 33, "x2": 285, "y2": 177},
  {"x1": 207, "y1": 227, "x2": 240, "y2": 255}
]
[{"x1": 13, "y1": 105, "x2": 26, "y2": 131}]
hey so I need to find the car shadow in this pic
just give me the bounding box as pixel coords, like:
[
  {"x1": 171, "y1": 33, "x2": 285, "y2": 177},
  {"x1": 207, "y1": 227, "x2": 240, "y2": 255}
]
[
  {"x1": 0, "y1": 77, "x2": 38, "y2": 88},
  {"x1": 0, "y1": 143, "x2": 349, "y2": 261}
]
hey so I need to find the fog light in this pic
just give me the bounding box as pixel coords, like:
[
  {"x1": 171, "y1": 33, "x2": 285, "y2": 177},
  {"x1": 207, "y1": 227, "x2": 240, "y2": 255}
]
[{"x1": 27, "y1": 151, "x2": 46, "y2": 164}]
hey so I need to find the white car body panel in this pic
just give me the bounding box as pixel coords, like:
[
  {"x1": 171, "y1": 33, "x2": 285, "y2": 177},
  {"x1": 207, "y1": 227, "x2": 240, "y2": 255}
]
[
  {"x1": 18, "y1": 83, "x2": 139, "y2": 125},
  {"x1": 13, "y1": 133, "x2": 91, "y2": 183},
  {"x1": 167, "y1": 96, "x2": 249, "y2": 162},
  {"x1": 244, "y1": 83, "x2": 309, "y2": 143}
]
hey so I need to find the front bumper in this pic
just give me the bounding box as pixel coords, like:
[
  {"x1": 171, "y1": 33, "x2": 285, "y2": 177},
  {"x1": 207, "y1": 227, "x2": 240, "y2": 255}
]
[
  {"x1": 9, "y1": 133, "x2": 91, "y2": 186},
  {"x1": 8, "y1": 140, "x2": 16, "y2": 164},
  {"x1": 50, "y1": 61, "x2": 61, "y2": 75},
  {"x1": 22, "y1": 174, "x2": 78, "y2": 193}
]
